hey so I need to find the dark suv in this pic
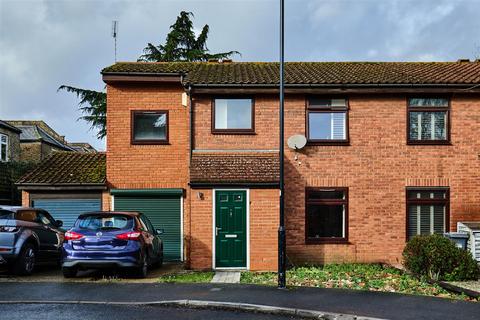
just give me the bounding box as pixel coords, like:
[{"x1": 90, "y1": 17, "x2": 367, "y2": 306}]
[{"x1": 0, "y1": 206, "x2": 64, "y2": 275}]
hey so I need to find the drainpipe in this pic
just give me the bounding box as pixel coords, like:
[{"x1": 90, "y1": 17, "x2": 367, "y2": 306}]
[
  {"x1": 278, "y1": 0, "x2": 286, "y2": 289},
  {"x1": 188, "y1": 85, "x2": 194, "y2": 158}
]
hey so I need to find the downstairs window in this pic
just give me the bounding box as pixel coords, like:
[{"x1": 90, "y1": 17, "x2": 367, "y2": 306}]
[{"x1": 305, "y1": 188, "x2": 348, "y2": 244}]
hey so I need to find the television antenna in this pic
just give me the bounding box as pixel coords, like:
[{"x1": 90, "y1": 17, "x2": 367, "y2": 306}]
[{"x1": 112, "y1": 21, "x2": 119, "y2": 62}]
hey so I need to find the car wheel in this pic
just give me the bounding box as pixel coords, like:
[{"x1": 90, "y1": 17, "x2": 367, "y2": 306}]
[
  {"x1": 134, "y1": 255, "x2": 148, "y2": 278},
  {"x1": 13, "y1": 243, "x2": 36, "y2": 275},
  {"x1": 62, "y1": 267, "x2": 77, "y2": 278}
]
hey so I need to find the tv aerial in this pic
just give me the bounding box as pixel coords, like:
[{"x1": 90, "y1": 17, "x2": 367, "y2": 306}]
[
  {"x1": 112, "y1": 21, "x2": 119, "y2": 62},
  {"x1": 287, "y1": 134, "x2": 307, "y2": 163}
]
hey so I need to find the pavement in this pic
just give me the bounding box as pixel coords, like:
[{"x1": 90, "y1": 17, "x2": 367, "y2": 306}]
[
  {"x1": 211, "y1": 271, "x2": 241, "y2": 283},
  {"x1": 0, "y1": 282, "x2": 478, "y2": 320}
]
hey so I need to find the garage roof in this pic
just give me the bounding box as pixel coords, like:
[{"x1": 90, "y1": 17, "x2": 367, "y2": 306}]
[{"x1": 17, "y1": 152, "x2": 106, "y2": 187}]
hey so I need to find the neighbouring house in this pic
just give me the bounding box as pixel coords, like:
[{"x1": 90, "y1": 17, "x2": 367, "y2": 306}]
[
  {"x1": 0, "y1": 120, "x2": 21, "y2": 163},
  {"x1": 6, "y1": 120, "x2": 75, "y2": 162},
  {"x1": 17, "y1": 152, "x2": 107, "y2": 229},
  {"x1": 67, "y1": 142, "x2": 97, "y2": 153},
  {"x1": 20, "y1": 60, "x2": 480, "y2": 270},
  {"x1": 0, "y1": 120, "x2": 23, "y2": 204}
]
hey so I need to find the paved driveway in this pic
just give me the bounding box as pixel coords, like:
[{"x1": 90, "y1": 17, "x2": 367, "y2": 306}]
[{"x1": 0, "y1": 262, "x2": 183, "y2": 283}]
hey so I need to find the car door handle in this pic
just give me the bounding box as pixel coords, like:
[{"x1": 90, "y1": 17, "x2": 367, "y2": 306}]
[{"x1": 215, "y1": 227, "x2": 222, "y2": 236}]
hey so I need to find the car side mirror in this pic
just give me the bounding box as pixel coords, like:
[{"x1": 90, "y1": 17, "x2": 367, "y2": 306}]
[
  {"x1": 55, "y1": 220, "x2": 63, "y2": 228},
  {"x1": 156, "y1": 229, "x2": 164, "y2": 235}
]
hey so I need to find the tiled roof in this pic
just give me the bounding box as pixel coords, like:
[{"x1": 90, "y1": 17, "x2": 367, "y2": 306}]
[
  {"x1": 6, "y1": 121, "x2": 74, "y2": 151},
  {"x1": 0, "y1": 120, "x2": 21, "y2": 133},
  {"x1": 102, "y1": 61, "x2": 480, "y2": 85},
  {"x1": 190, "y1": 152, "x2": 279, "y2": 184},
  {"x1": 17, "y1": 152, "x2": 106, "y2": 185}
]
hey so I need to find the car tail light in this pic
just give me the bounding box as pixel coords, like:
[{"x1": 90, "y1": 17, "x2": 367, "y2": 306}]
[
  {"x1": 116, "y1": 231, "x2": 141, "y2": 241},
  {"x1": 0, "y1": 226, "x2": 19, "y2": 233},
  {"x1": 65, "y1": 231, "x2": 84, "y2": 241}
]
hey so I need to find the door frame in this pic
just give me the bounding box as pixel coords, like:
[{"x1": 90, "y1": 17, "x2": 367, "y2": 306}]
[
  {"x1": 212, "y1": 188, "x2": 250, "y2": 270},
  {"x1": 111, "y1": 194, "x2": 184, "y2": 262}
]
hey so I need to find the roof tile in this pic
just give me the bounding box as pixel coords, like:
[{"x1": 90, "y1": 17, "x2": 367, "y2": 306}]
[
  {"x1": 190, "y1": 152, "x2": 279, "y2": 184},
  {"x1": 102, "y1": 61, "x2": 480, "y2": 85},
  {"x1": 17, "y1": 152, "x2": 106, "y2": 185}
]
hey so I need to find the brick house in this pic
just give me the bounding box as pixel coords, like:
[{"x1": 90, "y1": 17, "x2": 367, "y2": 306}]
[{"x1": 23, "y1": 60, "x2": 480, "y2": 271}]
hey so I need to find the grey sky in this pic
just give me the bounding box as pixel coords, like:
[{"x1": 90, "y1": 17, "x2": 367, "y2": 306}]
[{"x1": 1, "y1": 0, "x2": 479, "y2": 151}]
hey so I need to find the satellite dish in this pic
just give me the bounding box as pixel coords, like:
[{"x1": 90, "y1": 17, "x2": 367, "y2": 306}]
[{"x1": 287, "y1": 135, "x2": 307, "y2": 150}]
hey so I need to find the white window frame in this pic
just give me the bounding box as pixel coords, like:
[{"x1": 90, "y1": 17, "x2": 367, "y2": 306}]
[{"x1": 0, "y1": 134, "x2": 8, "y2": 162}]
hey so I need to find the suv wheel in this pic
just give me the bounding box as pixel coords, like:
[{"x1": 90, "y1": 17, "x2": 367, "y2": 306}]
[
  {"x1": 13, "y1": 243, "x2": 36, "y2": 275},
  {"x1": 62, "y1": 267, "x2": 77, "y2": 278}
]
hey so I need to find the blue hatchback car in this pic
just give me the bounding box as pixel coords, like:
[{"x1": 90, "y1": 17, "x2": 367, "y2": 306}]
[{"x1": 62, "y1": 211, "x2": 163, "y2": 278}]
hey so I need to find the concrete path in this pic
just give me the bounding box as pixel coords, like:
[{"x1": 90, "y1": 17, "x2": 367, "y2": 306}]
[
  {"x1": 0, "y1": 282, "x2": 478, "y2": 320},
  {"x1": 211, "y1": 271, "x2": 241, "y2": 284}
]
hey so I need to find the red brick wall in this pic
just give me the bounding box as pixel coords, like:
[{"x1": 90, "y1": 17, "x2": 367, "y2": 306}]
[
  {"x1": 106, "y1": 84, "x2": 190, "y2": 190},
  {"x1": 284, "y1": 94, "x2": 480, "y2": 266},
  {"x1": 193, "y1": 95, "x2": 279, "y2": 150},
  {"x1": 108, "y1": 85, "x2": 480, "y2": 268},
  {"x1": 106, "y1": 83, "x2": 191, "y2": 262},
  {"x1": 189, "y1": 188, "x2": 278, "y2": 271}
]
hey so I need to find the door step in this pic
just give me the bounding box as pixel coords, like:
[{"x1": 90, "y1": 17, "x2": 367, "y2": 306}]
[{"x1": 211, "y1": 271, "x2": 241, "y2": 284}]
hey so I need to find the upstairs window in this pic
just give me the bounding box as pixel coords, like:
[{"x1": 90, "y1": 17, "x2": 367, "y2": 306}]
[
  {"x1": 307, "y1": 98, "x2": 348, "y2": 144},
  {"x1": 0, "y1": 134, "x2": 8, "y2": 162},
  {"x1": 306, "y1": 187, "x2": 348, "y2": 244},
  {"x1": 408, "y1": 98, "x2": 449, "y2": 144},
  {"x1": 406, "y1": 188, "x2": 449, "y2": 240},
  {"x1": 131, "y1": 111, "x2": 168, "y2": 144},
  {"x1": 212, "y1": 98, "x2": 254, "y2": 134}
]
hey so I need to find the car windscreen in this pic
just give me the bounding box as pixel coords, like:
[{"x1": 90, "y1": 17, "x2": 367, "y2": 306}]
[
  {"x1": 0, "y1": 210, "x2": 13, "y2": 219},
  {"x1": 76, "y1": 214, "x2": 134, "y2": 231}
]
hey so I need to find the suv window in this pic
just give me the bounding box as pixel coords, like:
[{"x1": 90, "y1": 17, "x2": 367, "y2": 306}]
[
  {"x1": 15, "y1": 210, "x2": 38, "y2": 222},
  {"x1": 140, "y1": 215, "x2": 155, "y2": 234},
  {"x1": 0, "y1": 210, "x2": 13, "y2": 219},
  {"x1": 37, "y1": 211, "x2": 56, "y2": 226}
]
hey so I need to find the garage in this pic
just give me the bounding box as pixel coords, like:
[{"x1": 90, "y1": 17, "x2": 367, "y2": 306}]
[
  {"x1": 16, "y1": 152, "x2": 107, "y2": 229},
  {"x1": 32, "y1": 198, "x2": 101, "y2": 229},
  {"x1": 111, "y1": 189, "x2": 183, "y2": 261}
]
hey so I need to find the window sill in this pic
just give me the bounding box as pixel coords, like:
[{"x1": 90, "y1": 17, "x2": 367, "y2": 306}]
[
  {"x1": 407, "y1": 140, "x2": 451, "y2": 146},
  {"x1": 305, "y1": 238, "x2": 349, "y2": 245},
  {"x1": 131, "y1": 141, "x2": 170, "y2": 145},
  {"x1": 307, "y1": 140, "x2": 350, "y2": 146},
  {"x1": 211, "y1": 130, "x2": 256, "y2": 135}
]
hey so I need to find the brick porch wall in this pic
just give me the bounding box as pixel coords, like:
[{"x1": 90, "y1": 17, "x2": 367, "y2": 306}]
[{"x1": 189, "y1": 188, "x2": 278, "y2": 271}]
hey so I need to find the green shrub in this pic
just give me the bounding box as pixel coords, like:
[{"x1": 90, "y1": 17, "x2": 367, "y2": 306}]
[{"x1": 403, "y1": 234, "x2": 480, "y2": 281}]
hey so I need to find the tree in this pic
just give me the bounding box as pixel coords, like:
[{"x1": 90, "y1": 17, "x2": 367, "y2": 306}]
[
  {"x1": 58, "y1": 86, "x2": 106, "y2": 139},
  {"x1": 60, "y1": 11, "x2": 238, "y2": 140},
  {"x1": 138, "y1": 11, "x2": 239, "y2": 62}
]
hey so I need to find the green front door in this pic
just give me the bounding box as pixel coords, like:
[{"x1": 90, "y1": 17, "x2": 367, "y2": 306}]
[{"x1": 215, "y1": 190, "x2": 247, "y2": 268}]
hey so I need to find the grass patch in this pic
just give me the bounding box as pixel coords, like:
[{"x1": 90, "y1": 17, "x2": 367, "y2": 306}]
[
  {"x1": 241, "y1": 263, "x2": 477, "y2": 301},
  {"x1": 158, "y1": 271, "x2": 214, "y2": 283}
]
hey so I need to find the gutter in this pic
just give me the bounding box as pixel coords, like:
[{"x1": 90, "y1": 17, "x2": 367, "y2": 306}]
[
  {"x1": 188, "y1": 82, "x2": 480, "y2": 89},
  {"x1": 188, "y1": 85, "x2": 194, "y2": 159},
  {"x1": 101, "y1": 72, "x2": 183, "y2": 77},
  {"x1": 16, "y1": 183, "x2": 107, "y2": 191}
]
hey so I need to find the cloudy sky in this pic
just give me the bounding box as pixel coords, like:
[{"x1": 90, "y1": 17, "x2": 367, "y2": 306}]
[{"x1": 1, "y1": 0, "x2": 479, "y2": 151}]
